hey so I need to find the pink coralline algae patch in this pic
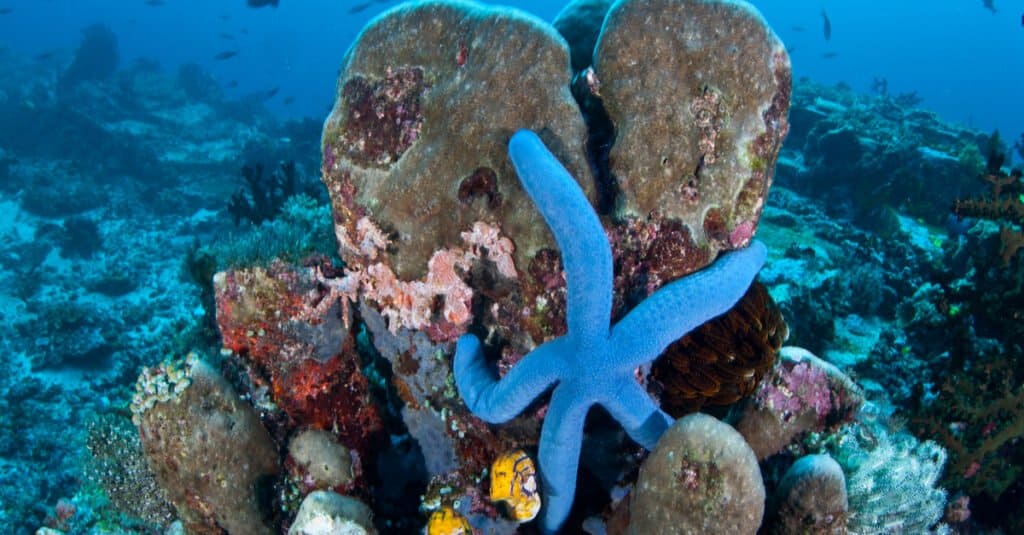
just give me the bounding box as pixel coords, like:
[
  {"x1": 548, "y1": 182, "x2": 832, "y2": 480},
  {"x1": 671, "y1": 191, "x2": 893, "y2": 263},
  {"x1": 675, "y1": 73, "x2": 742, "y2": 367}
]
[
  {"x1": 758, "y1": 361, "x2": 832, "y2": 424},
  {"x1": 755, "y1": 348, "x2": 863, "y2": 429},
  {"x1": 729, "y1": 220, "x2": 756, "y2": 248},
  {"x1": 336, "y1": 215, "x2": 390, "y2": 262},
  {"x1": 337, "y1": 215, "x2": 517, "y2": 341}
]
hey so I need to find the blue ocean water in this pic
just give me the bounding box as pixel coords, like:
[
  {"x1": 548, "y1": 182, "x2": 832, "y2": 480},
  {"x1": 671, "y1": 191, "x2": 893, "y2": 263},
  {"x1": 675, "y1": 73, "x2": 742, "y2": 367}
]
[
  {"x1": 0, "y1": 0, "x2": 1022, "y2": 533},
  {"x1": 2, "y1": 1, "x2": 1022, "y2": 139}
]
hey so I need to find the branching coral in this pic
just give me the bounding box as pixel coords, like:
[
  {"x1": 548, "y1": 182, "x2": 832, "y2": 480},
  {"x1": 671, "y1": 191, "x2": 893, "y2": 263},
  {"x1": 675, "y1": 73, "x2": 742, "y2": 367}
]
[
  {"x1": 911, "y1": 358, "x2": 1024, "y2": 501},
  {"x1": 953, "y1": 139, "x2": 1024, "y2": 265}
]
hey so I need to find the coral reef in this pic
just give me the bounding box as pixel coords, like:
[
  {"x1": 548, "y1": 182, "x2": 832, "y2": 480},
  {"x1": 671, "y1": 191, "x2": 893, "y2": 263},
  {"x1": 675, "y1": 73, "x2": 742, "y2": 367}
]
[
  {"x1": 594, "y1": 0, "x2": 790, "y2": 262},
  {"x1": 778, "y1": 79, "x2": 987, "y2": 230},
  {"x1": 629, "y1": 413, "x2": 765, "y2": 535},
  {"x1": 0, "y1": 35, "x2": 337, "y2": 532},
  {"x1": 131, "y1": 354, "x2": 280, "y2": 534},
  {"x1": 736, "y1": 347, "x2": 863, "y2": 460},
  {"x1": 455, "y1": 130, "x2": 767, "y2": 532},
  {"x1": 0, "y1": 0, "x2": 993, "y2": 533},
  {"x1": 769, "y1": 454, "x2": 848, "y2": 535}
]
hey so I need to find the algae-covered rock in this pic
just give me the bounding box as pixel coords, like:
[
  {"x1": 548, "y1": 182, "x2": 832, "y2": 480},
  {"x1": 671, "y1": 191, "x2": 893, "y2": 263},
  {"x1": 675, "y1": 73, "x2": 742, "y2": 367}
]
[
  {"x1": 289, "y1": 429, "x2": 354, "y2": 490},
  {"x1": 132, "y1": 354, "x2": 279, "y2": 535},
  {"x1": 323, "y1": 0, "x2": 591, "y2": 281},
  {"x1": 594, "y1": 0, "x2": 790, "y2": 264},
  {"x1": 770, "y1": 454, "x2": 848, "y2": 535},
  {"x1": 288, "y1": 490, "x2": 376, "y2": 535},
  {"x1": 629, "y1": 413, "x2": 764, "y2": 535},
  {"x1": 735, "y1": 346, "x2": 864, "y2": 460}
]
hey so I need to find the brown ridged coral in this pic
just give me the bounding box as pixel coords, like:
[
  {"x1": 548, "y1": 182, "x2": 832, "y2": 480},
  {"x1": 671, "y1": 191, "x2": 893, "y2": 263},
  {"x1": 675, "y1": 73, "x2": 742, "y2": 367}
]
[
  {"x1": 322, "y1": 0, "x2": 592, "y2": 282},
  {"x1": 629, "y1": 413, "x2": 765, "y2": 535},
  {"x1": 594, "y1": 0, "x2": 791, "y2": 264},
  {"x1": 650, "y1": 281, "x2": 787, "y2": 417}
]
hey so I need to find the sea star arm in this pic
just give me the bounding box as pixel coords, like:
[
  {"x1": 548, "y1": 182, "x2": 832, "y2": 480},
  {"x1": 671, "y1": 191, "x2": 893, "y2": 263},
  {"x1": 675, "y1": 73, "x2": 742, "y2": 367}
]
[
  {"x1": 453, "y1": 333, "x2": 564, "y2": 423},
  {"x1": 509, "y1": 130, "x2": 613, "y2": 342},
  {"x1": 536, "y1": 382, "x2": 590, "y2": 534},
  {"x1": 600, "y1": 379, "x2": 673, "y2": 450},
  {"x1": 609, "y1": 240, "x2": 767, "y2": 369}
]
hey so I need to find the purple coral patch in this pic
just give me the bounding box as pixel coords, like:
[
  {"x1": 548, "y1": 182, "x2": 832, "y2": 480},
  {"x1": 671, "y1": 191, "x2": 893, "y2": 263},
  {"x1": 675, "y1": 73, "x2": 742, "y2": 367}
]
[
  {"x1": 339, "y1": 66, "x2": 428, "y2": 168},
  {"x1": 457, "y1": 167, "x2": 502, "y2": 210}
]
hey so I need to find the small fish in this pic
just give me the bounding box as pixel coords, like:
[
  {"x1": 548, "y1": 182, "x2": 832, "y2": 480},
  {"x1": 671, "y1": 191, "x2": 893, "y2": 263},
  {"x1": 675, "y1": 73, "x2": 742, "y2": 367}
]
[
  {"x1": 282, "y1": 96, "x2": 294, "y2": 105},
  {"x1": 791, "y1": 25, "x2": 806, "y2": 32},
  {"x1": 226, "y1": 80, "x2": 239, "y2": 88},
  {"x1": 263, "y1": 87, "x2": 280, "y2": 100},
  {"x1": 982, "y1": 0, "x2": 997, "y2": 14},
  {"x1": 218, "y1": 14, "x2": 231, "y2": 21},
  {"x1": 822, "y1": 52, "x2": 839, "y2": 59},
  {"x1": 247, "y1": 0, "x2": 279, "y2": 8},
  {"x1": 214, "y1": 50, "x2": 239, "y2": 60},
  {"x1": 0, "y1": 7, "x2": 12, "y2": 14},
  {"x1": 34, "y1": 50, "x2": 57, "y2": 61},
  {"x1": 821, "y1": 10, "x2": 832, "y2": 41},
  {"x1": 144, "y1": 0, "x2": 165, "y2": 6},
  {"x1": 349, "y1": 2, "x2": 372, "y2": 13},
  {"x1": 219, "y1": 32, "x2": 235, "y2": 40}
]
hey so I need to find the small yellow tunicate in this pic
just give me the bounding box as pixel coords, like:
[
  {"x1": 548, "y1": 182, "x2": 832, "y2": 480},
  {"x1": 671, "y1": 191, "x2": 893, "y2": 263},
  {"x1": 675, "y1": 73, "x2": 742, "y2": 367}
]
[
  {"x1": 426, "y1": 506, "x2": 471, "y2": 535},
  {"x1": 489, "y1": 449, "x2": 541, "y2": 522}
]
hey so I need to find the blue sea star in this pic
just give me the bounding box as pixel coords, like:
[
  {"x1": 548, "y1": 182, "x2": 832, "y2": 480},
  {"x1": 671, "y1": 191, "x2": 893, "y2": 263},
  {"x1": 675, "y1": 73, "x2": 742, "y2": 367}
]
[{"x1": 454, "y1": 129, "x2": 767, "y2": 533}]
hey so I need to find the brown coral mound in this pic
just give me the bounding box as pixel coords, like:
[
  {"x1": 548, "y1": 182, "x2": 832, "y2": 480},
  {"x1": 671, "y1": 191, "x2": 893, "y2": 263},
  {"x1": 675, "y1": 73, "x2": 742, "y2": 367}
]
[
  {"x1": 322, "y1": 0, "x2": 592, "y2": 281},
  {"x1": 650, "y1": 280, "x2": 786, "y2": 417},
  {"x1": 629, "y1": 413, "x2": 765, "y2": 535},
  {"x1": 134, "y1": 356, "x2": 279, "y2": 535},
  {"x1": 594, "y1": 0, "x2": 790, "y2": 260},
  {"x1": 770, "y1": 454, "x2": 848, "y2": 535}
]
